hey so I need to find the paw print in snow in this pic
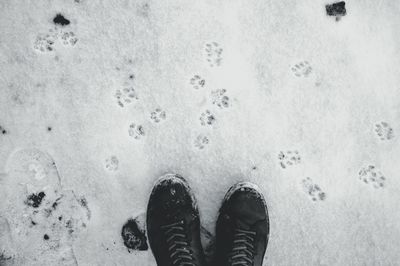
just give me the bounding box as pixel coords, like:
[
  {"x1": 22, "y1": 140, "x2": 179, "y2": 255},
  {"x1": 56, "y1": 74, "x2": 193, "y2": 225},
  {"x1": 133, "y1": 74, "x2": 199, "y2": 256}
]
[
  {"x1": 358, "y1": 165, "x2": 385, "y2": 188},
  {"x1": 190, "y1": 75, "x2": 205, "y2": 90},
  {"x1": 278, "y1": 150, "x2": 301, "y2": 169},
  {"x1": 33, "y1": 33, "x2": 56, "y2": 52},
  {"x1": 374, "y1": 122, "x2": 393, "y2": 140},
  {"x1": 115, "y1": 87, "x2": 138, "y2": 107},
  {"x1": 211, "y1": 89, "x2": 229, "y2": 109},
  {"x1": 34, "y1": 27, "x2": 78, "y2": 53},
  {"x1": 301, "y1": 177, "x2": 326, "y2": 202},
  {"x1": 150, "y1": 108, "x2": 166, "y2": 123},
  {"x1": 194, "y1": 134, "x2": 209, "y2": 150},
  {"x1": 205, "y1": 42, "x2": 223, "y2": 67},
  {"x1": 128, "y1": 123, "x2": 145, "y2": 140},
  {"x1": 60, "y1": 31, "x2": 78, "y2": 47},
  {"x1": 200, "y1": 110, "x2": 215, "y2": 126},
  {"x1": 291, "y1": 61, "x2": 312, "y2": 77},
  {"x1": 105, "y1": 156, "x2": 119, "y2": 171}
]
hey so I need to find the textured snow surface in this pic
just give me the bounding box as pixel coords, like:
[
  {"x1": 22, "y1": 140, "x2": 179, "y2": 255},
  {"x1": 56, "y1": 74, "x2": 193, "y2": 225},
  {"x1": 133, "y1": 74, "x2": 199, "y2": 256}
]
[{"x1": 1, "y1": 0, "x2": 400, "y2": 265}]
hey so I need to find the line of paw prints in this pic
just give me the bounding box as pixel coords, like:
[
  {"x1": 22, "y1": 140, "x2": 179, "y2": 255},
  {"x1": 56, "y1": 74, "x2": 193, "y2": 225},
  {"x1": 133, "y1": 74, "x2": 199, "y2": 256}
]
[
  {"x1": 128, "y1": 123, "x2": 145, "y2": 140},
  {"x1": 211, "y1": 89, "x2": 230, "y2": 109},
  {"x1": 150, "y1": 108, "x2": 166, "y2": 123},
  {"x1": 301, "y1": 177, "x2": 326, "y2": 202},
  {"x1": 194, "y1": 134, "x2": 209, "y2": 150},
  {"x1": 358, "y1": 165, "x2": 385, "y2": 189},
  {"x1": 33, "y1": 28, "x2": 78, "y2": 53},
  {"x1": 291, "y1": 61, "x2": 312, "y2": 77},
  {"x1": 105, "y1": 156, "x2": 119, "y2": 171},
  {"x1": 278, "y1": 150, "x2": 301, "y2": 169},
  {"x1": 205, "y1": 42, "x2": 223, "y2": 67},
  {"x1": 200, "y1": 110, "x2": 216, "y2": 126},
  {"x1": 115, "y1": 87, "x2": 138, "y2": 107},
  {"x1": 374, "y1": 122, "x2": 393, "y2": 141},
  {"x1": 190, "y1": 75, "x2": 206, "y2": 90}
]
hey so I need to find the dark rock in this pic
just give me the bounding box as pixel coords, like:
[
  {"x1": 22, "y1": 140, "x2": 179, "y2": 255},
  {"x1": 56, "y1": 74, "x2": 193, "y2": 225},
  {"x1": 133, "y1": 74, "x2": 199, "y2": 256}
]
[
  {"x1": 53, "y1": 14, "x2": 70, "y2": 26},
  {"x1": 121, "y1": 218, "x2": 148, "y2": 251},
  {"x1": 326, "y1": 2, "x2": 346, "y2": 17},
  {"x1": 25, "y1": 192, "x2": 46, "y2": 208}
]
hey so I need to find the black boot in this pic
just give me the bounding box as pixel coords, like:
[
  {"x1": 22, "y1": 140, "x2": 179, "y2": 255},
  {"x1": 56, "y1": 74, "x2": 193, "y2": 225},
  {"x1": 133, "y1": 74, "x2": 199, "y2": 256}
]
[
  {"x1": 215, "y1": 182, "x2": 270, "y2": 266},
  {"x1": 147, "y1": 174, "x2": 206, "y2": 266}
]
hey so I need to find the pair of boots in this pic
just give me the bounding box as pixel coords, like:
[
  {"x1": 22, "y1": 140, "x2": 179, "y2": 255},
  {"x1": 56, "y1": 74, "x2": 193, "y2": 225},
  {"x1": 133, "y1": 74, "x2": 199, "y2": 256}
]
[{"x1": 147, "y1": 174, "x2": 270, "y2": 266}]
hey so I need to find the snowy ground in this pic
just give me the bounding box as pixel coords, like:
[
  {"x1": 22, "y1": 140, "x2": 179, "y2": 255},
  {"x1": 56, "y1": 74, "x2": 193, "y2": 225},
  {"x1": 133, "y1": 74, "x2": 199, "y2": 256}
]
[{"x1": 1, "y1": 0, "x2": 400, "y2": 265}]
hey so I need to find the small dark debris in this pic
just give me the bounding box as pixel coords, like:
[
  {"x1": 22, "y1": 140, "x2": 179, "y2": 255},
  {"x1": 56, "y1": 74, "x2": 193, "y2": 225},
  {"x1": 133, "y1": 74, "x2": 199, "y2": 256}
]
[
  {"x1": 43, "y1": 234, "x2": 49, "y2": 240},
  {"x1": 53, "y1": 14, "x2": 70, "y2": 26},
  {"x1": 0, "y1": 126, "x2": 7, "y2": 135},
  {"x1": 129, "y1": 74, "x2": 135, "y2": 80},
  {"x1": 326, "y1": 1, "x2": 346, "y2": 20},
  {"x1": 31, "y1": 220, "x2": 37, "y2": 226},
  {"x1": 47, "y1": 127, "x2": 52, "y2": 132},
  {"x1": 121, "y1": 218, "x2": 148, "y2": 251},
  {"x1": 26, "y1": 192, "x2": 46, "y2": 208},
  {"x1": 52, "y1": 201, "x2": 58, "y2": 209},
  {"x1": 58, "y1": 216, "x2": 63, "y2": 221}
]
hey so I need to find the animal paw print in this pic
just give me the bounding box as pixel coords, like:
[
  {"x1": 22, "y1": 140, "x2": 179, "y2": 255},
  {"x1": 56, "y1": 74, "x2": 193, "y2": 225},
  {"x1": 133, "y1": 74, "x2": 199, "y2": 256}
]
[
  {"x1": 205, "y1": 42, "x2": 223, "y2": 67},
  {"x1": 150, "y1": 108, "x2": 166, "y2": 123},
  {"x1": 59, "y1": 31, "x2": 78, "y2": 47},
  {"x1": 105, "y1": 156, "x2": 119, "y2": 171},
  {"x1": 128, "y1": 123, "x2": 145, "y2": 140},
  {"x1": 194, "y1": 134, "x2": 209, "y2": 150},
  {"x1": 358, "y1": 165, "x2": 385, "y2": 188},
  {"x1": 291, "y1": 61, "x2": 312, "y2": 77},
  {"x1": 115, "y1": 87, "x2": 138, "y2": 107},
  {"x1": 301, "y1": 177, "x2": 326, "y2": 202},
  {"x1": 34, "y1": 27, "x2": 78, "y2": 53},
  {"x1": 278, "y1": 150, "x2": 301, "y2": 169},
  {"x1": 190, "y1": 75, "x2": 205, "y2": 90},
  {"x1": 200, "y1": 110, "x2": 215, "y2": 126},
  {"x1": 211, "y1": 89, "x2": 229, "y2": 109},
  {"x1": 374, "y1": 122, "x2": 394, "y2": 141},
  {"x1": 33, "y1": 33, "x2": 56, "y2": 52}
]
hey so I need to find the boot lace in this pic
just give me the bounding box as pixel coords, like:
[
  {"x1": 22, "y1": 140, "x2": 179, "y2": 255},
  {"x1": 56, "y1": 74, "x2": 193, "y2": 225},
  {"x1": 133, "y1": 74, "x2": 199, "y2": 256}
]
[
  {"x1": 229, "y1": 228, "x2": 256, "y2": 266},
  {"x1": 161, "y1": 220, "x2": 196, "y2": 266}
]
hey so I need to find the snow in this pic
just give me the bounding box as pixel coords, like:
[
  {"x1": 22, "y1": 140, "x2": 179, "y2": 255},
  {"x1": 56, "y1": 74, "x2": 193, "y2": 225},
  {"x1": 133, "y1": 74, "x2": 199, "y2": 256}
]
[{"x1": 1, "y1": 0, "x2": 400, "y2": 265}]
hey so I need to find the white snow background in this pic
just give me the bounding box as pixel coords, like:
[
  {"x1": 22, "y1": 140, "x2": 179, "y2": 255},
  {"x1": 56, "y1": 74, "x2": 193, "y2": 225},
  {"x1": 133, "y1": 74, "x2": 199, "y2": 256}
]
[{"x1": 1, "y1": 0, "x2": 400, "y2": 265}]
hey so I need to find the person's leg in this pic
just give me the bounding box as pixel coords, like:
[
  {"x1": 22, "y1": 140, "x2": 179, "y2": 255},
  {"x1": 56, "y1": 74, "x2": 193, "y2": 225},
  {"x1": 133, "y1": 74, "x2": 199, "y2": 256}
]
[
  {"x1": 146, "y1": 174, "x2": 206, "y2": 266},
  {"x1": 214, "y1": 182, "x2": 270, "y2": 266}
]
